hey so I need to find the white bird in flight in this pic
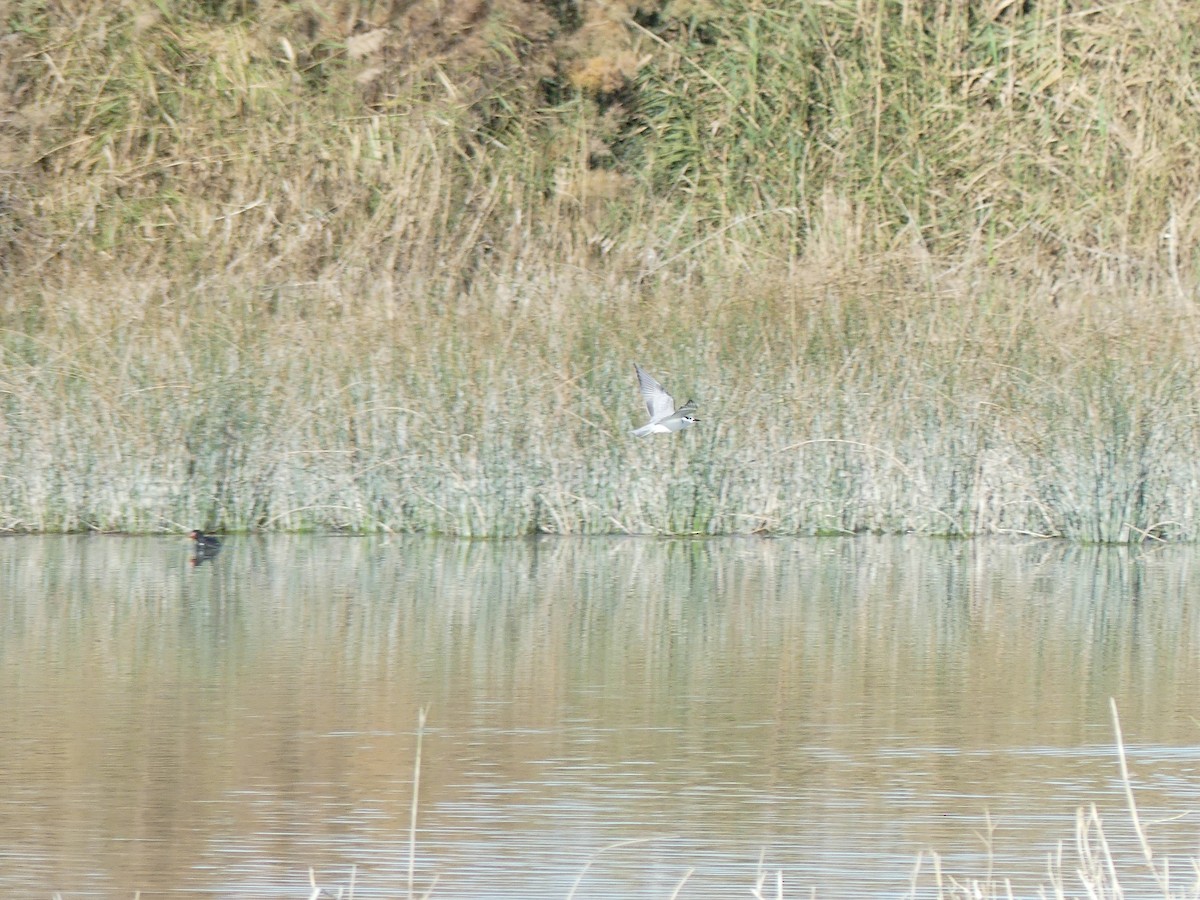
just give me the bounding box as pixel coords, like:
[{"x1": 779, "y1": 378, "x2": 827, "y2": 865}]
[{"x1": 630, "y1": 364, "x2": 699, "y2": 437}]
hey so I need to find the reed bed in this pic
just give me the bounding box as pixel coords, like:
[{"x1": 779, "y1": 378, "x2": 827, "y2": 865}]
[
  {"x1": 4, "y1": 263, "x2": 1200, "y2": 540},
  {"x1": 6, "y1": 1, "x2": 1200, "y2": 539}
]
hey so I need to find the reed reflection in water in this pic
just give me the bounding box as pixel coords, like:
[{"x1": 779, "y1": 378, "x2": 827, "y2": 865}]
[{"x1": 1, "y1": 535, "x2": 1199, "y2": 898}]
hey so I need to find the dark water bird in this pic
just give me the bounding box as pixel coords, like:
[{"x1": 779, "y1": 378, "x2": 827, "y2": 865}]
[
  {"x1": 189, "y1": 529, "x2": 221, "y2": 551},
  {"x1": 630, "y1": 364, "x2": 699, "y2": 437},
  {"x1": 188, "y1": 529, "x2": 222, "y2": 566}
]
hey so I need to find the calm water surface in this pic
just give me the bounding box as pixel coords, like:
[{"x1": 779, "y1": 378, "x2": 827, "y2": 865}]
[{"x1": 1, "y1": 536, "x2": 1199, "y2": 898}]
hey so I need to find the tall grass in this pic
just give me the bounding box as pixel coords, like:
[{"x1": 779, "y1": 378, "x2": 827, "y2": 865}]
[
  {"x1": 5, "y1": 2, "x2": 1200, "y2": 539},
  {"x1": 3, "y1": 264, "x2": 1199, "y2": 539}
]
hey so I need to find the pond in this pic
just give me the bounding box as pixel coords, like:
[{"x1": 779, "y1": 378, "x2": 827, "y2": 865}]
[{"x1": 0, "y1": 535, "x2": 1197, "y2": 898}]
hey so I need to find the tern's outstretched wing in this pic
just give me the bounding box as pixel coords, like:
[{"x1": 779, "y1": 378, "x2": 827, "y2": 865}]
[{"x1": 635, "y1": 364, "x2": 676, "y2": 422}]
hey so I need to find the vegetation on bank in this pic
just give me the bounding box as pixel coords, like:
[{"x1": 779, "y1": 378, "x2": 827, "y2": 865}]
[{"x1": 4, "y1": 1, "x2": 1200, "y2": 539}]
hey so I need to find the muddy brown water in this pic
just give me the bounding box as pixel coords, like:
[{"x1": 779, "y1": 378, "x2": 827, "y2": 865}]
[{"x1": 1, "y1": 535, "x2": 1198, "y2": 898}]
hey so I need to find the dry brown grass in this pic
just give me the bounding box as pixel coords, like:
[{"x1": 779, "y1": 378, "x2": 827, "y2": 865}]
[{"x1": 5, "y1": 2, "x2": 1200, "y2": 537}]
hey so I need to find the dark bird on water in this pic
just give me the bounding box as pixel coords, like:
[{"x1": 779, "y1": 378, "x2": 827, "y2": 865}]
[
  {"x1": 188, "y1": 530, "x2": 223, "y2": 567},
  {"x1": 189, "y1": 529, "x2": 221, "y2": 551}
]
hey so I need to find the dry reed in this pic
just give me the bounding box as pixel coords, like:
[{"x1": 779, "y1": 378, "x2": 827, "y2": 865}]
[{"x1": 5, "y1": 2, "x2": 1200, "y2": 540}]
